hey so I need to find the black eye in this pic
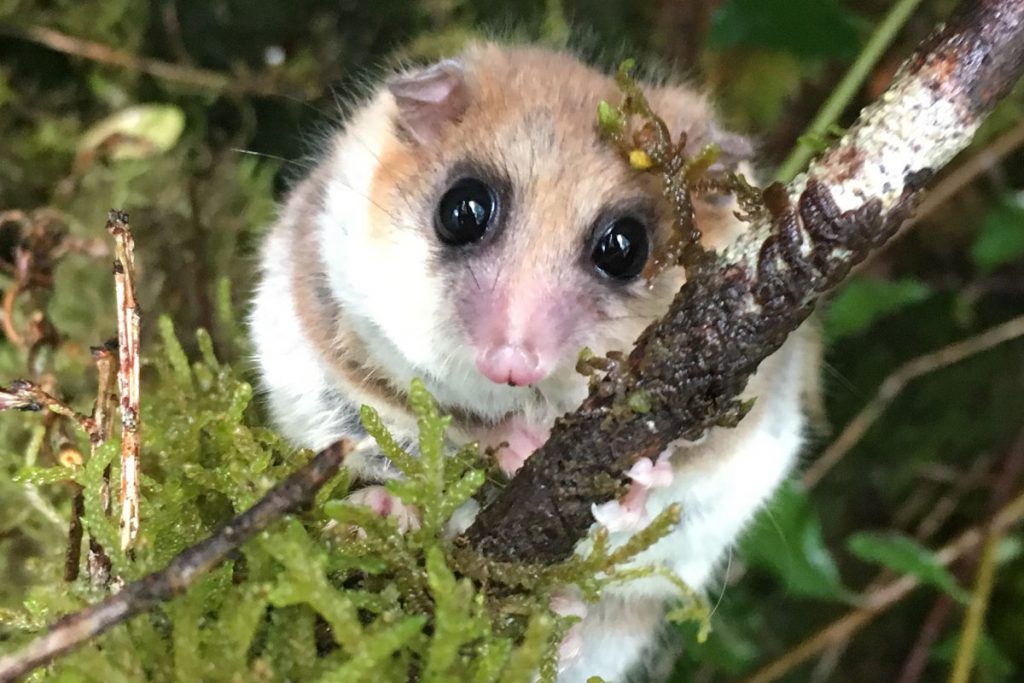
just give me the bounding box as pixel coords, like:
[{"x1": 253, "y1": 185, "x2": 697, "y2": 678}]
[
  {"x1": 435, "y1": 178, "x2": 496, "y2": 245},
  {"x1": 591, "y1": 217, "x2": 650, "y2": 280}
]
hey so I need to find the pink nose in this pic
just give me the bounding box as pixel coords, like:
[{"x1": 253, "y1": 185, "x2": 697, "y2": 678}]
[{"x1": 476, "y1": 344, "x2": 546, "y2": 386}]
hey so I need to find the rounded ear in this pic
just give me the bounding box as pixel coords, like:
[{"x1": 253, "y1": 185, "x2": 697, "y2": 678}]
[
  {"x1": 646, "y1": 86, "x2": 753, "y2": 172},
  {"x1": 387, "y1": 59, "x2": 470, "y2": 145}
]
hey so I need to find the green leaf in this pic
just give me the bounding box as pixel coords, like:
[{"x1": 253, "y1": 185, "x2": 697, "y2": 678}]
[
  {"x1": 77, "y1": 104, "x2": 186, "y2": 161},
  {"x1": 971, "y1": 198, "x2": 1024, "y2": 273},
  {"x1": 741, "y1": 480, "x2": 849, "y2": 601},
  {"x1": 597, "y1": 100, "x2": 624, "y2": 136},
  {"x1": 709, "y1": 0, "x2": 865, "y2": 60},
  {"x1": 847, "y1": 532, "x2": 970, "y2": 602},
  {"x1": 825, "y1": 277, "x2": 932, "y2": 342}
]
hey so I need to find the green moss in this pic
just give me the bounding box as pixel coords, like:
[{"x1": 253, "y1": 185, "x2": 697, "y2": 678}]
[{"x1": 0, "y1": 318, "x2": 706, "y2": 681}]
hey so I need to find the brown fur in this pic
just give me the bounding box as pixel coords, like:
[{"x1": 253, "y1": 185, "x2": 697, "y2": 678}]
[{"x1": 284, "y1": 43, "x2": 774, "y2": 435}]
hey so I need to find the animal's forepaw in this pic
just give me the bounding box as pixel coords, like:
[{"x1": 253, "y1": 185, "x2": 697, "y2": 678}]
[
  {"x1": 591, "y1": 454, "x2": 674, "y2": 532},
  {"x1": 550, "y1": 589, "x2": 588, "y2": 669},
  {"x1": 626, "y1": 455, "x2": 674, "y2": 489},
  {"x1": 346, "y1": 485, "x2": 421, "y2": 533},
  {"x1": 485, "y1": 419, "x2": 550, "y2": 475}
]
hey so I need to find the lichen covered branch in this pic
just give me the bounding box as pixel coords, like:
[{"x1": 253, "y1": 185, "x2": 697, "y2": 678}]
[
  {"x1": 465, "y1": 0, "x2": 1024, "y2": 563},
  {"x1": 0, "y1": 441, "x2": 352, "y2": 683}
]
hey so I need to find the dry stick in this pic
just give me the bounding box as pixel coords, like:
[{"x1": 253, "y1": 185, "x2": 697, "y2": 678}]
[
  {"x1": 63, "y1": 490, "x2": 86, "y2": 582},
  {"x1": 0, "y1": 441, "x2": 352, "y2": 683},
  {"x1": 0, "y1": 381, "x2": 95, "y2": 433},
  {"x1": 84, "y1": 343, "x2": 120, "y2": 586},
  {"x1": 803, "y1": 313, "x2": 1024, "y2": 488},
  {"x1": 0, "y1": 367, "x2": 114, "y2": 580},
  {"x1": 91, "y1": 343, "x2": 119, "y2": 516},
  {"x1": 107, "y1": 211, "x2": 141, "y2": 552},
  {"x1": 0, "y1": 25, "x2": 278, "y2": 97},
  {"x1": 741, "y1": 487, "x2": 1024, "y2": 683},
  {"x1": 466, "y1": 0, "x2": 1024, "y2": 563},
  {"x1": 896, "y1": 596, "x2": 957, "y2": 683}
]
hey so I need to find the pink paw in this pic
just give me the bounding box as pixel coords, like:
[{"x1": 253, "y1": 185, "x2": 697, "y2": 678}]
[
  {"x1": 591, "y1": 454, "x2": 674, "y2": 532},
  {"x1": 346, "y1": 485, "x2": 421, "y2": 533},
  {"x1": 484, "y1": 418, "x2": 550, "y2": 475}
]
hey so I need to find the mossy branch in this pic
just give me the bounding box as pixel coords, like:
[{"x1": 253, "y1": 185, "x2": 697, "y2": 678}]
[{"x1": 465, "y1": 0, "x2": 1024, "y2": 563}]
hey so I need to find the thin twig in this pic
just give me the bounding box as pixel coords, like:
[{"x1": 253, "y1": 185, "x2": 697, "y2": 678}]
[
  {"x1": 898, "y1": 428, "x2": 1024, "y2": 683},
  {"x1": 75, "y1": 342, "x2": 120, "y2": 586},
  {"x1": 896, "y1": 595, "x2": 956, "y2": 683},
  {"x1": 91, "y1": 342, "x2": 118, "y2": 520},
  {"x1": 804, "y1": 314, "x2": 1024, "y2": 488},
  {"x1": 106, "y1": 211, "x2": 141, "y2": 552},
  {"x1": 741, "y1": 487, "x2": 1024, "y2": 683},
  {"x1": 0, "y1": 25, "x2": 283, "y2": 98},
  {"x1": 948, "y1": 531, "x2": 1001, "y2": 683},
  {"x1": 0, "y1": 441, "x2": 352, "y2": 683},
  {"x1": 0, "y1": 380, "x2": 96, "y2": 436}
]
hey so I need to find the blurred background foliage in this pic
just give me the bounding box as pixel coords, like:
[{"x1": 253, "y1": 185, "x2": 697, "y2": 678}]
[{"x1": 1, "y1": 0, "x2": 1023, "y2": 681}]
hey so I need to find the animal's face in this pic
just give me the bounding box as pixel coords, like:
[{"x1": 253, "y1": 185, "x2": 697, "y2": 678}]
[{"x1": 322, "y1": 44, "x2": 737, "y2": 419}]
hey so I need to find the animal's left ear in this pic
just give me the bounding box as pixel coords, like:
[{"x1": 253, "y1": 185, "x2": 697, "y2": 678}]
[
  {"x1": 387, "y1": 59, "x2": 470, "y2": 144},
  {"x1": 647, "y1": 86, "x2": 753, "y2": 172}
]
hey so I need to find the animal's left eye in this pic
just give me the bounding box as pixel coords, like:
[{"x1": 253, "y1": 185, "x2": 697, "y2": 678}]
[
  {"x1": 591, "y1": 217, "x2": 650, "y2": 280},
  {"x1": 435, "y1": 177, "x2": 497, "y2": 245}
]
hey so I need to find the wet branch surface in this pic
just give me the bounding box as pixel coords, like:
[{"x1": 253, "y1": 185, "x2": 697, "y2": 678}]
[
  {"x1": 0, "y1": 441, "x2": 351, "y2": 683},
  {"x1": 464, "y1": 0, "x2": 1024, "y2": 563}
]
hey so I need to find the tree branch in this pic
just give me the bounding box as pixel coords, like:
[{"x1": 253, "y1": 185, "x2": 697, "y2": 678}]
[
  {"x1": 465, "y1": 0, "x2": 1024, "y2": 563},
  {"x1": 0, "y1": 25, "x2": 282, "y2": 98},
  {"x1": 0, "y1": 441, "x2": 351, "y2": 683}
]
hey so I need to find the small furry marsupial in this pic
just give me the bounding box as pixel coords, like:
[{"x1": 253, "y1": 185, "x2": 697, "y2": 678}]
[{"x1": 250, "y1": 42, "x2": 820, "y2": 683}]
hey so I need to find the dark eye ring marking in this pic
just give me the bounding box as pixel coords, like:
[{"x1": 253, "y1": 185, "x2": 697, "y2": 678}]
[{"x1": 435, "y1": 177, "x2": 498, "y2": 245}]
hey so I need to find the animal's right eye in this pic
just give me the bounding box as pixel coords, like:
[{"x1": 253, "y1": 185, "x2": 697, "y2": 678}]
[{"x1": 435, "y1": 177, "x2": 497, "y2": 245}]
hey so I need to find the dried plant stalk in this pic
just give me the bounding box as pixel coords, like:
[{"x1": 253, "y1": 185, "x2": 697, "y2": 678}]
[{"x1": 106, "y1": 211, "x2": 142, "y2": 552}]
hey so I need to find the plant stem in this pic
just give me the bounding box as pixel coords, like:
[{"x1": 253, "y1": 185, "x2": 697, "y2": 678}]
[
  {"x1": 774, "y1": 0, "x2": 926, "y2": 183},
  {"x1": 948, "y1": 530, "x2": 1002, "y2": 683}
]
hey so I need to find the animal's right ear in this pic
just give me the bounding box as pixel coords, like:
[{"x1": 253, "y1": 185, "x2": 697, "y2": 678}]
[
  {"x1": 646, "y1": 86, "x2": 753, "y2": 172},
  {"x1": 387, "y1": 60, "x2": 469, "y2": 145}
]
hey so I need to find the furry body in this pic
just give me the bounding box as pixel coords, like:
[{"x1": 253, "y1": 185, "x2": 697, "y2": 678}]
[{"x1": 250, "y1": 43, "x2": 819, "y2": 682}]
